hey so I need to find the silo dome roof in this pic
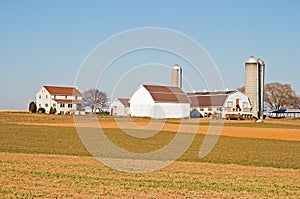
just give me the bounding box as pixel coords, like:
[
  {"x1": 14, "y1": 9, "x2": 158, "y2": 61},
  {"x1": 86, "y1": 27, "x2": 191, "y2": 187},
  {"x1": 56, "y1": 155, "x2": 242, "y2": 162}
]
[
  {"x1": 173, "y1": 64, "x2": 181, "y2": 69},
  {"x1": 257, "y1": 58, "x2": 265, "y2": 66},
  {"x1": 246, "y1": 56, "x2": 258, "y2": 64}
]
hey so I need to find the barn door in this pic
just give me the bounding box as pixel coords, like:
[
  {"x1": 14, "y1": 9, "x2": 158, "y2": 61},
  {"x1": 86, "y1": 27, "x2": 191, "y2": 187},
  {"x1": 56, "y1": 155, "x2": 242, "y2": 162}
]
[{"x1": 236, "y1": 99, "x2": 241, "y2": 111}]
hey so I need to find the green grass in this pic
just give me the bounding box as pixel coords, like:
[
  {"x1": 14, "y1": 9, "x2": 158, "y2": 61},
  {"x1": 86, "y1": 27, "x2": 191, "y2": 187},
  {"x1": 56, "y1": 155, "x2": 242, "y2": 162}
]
[
  {"x1": 182, "y1": 134, "x2": 300, "y2": 169},
  {"x1": 0, "y1": 123, "x2": 299, "y2": 169},
  {"x1": 0, "y1": 123, "x2": 89, "y2": 156}
]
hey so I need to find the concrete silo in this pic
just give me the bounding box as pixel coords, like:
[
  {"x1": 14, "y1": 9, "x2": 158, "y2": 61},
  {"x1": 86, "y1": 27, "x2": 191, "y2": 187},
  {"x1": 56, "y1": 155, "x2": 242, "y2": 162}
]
[
  {"x1": 171, "y1": 64, "x2": 182, "y2": 88},
  {"x1": 245, "y1": 56, "x2": 265, "y2": 119}
]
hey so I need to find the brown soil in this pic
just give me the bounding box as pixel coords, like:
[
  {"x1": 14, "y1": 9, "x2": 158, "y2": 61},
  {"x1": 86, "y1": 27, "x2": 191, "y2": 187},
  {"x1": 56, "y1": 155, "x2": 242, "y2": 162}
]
[
  {"x1": 0, "y1": 152, "x2": 299, "y2": 198},
  {"x1": 1, "y1": 113, "x2": 300, "y2": 141}
]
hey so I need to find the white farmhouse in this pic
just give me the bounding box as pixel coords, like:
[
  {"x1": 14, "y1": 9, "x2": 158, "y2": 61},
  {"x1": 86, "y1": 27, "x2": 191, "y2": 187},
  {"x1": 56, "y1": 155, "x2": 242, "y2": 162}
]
[
  {"x1": 130, "y1": 85, "x2": 191, "y2": 119},
  {"x1": 187, "y1": 90, "x2": 252, "y2": 119},
  {"x1": 110, "y1": 98, "x2": 130, "y2": 116},
  {"x1": 36, "y1": 86, "x2": 84, "y2": 115}
]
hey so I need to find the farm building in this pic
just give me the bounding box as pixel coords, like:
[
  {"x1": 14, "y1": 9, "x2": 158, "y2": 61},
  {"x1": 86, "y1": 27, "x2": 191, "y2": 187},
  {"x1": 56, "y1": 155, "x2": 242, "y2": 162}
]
[
  {"x1": 187, "y1": 90, "x2": 252, "y2": 119},
  {"x1": 110, "y1": 98, "x2": 130, "y2": 116},
  {"x1": 269, "y1": 109, "x2": 300, "y2": 118},
  {"x1": 129, "y1": 84, "x2": 191, "y2": 119},
  {"x1": 36, "y1": 86, "x2": 84, "y2": 115}
]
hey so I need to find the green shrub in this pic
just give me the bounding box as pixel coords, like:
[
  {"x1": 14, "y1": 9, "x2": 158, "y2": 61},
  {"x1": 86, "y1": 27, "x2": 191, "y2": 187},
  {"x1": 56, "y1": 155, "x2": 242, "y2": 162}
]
[
  {"x1": 38, "y1": 108, "x2": 46, "y2": 113},
  {"x1": 49, "y1": 107, "x2": 57, "y2": 114},
  {"x1": 28, "y1": 101, "x2": 37, "y2": 113}
]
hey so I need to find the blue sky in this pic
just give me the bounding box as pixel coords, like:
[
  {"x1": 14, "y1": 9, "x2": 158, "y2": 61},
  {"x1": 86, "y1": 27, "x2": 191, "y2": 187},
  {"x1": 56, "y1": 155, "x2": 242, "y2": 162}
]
[{"x1": 1, "y1": 0, "x2": 299, "y2": 110}]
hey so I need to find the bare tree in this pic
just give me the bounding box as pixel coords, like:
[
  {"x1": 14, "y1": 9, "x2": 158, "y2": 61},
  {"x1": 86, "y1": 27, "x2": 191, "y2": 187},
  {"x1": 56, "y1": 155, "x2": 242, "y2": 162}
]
[
  {"x1": 238, "y1": 83, "x2": 299, "y2": 110},
  {"x1": 292, "y1": 95, "x2": 300, "y2": 109},
  {"x1": 82, "y1": 88, "x2": 108, "y2": 113},
  {"x1": 265, "y1": 82, "x2": 298, "y2": 110}
]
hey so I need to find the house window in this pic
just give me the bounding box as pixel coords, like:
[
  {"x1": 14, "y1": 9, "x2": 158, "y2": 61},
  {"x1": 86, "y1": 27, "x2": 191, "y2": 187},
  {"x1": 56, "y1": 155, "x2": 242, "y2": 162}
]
[
  {"x1": 227, "y1": 101, "x2": 233, "y2": 107},
  {"x1": 208, "y1": 108, "x2": 212, "y2": 111},
  {"x1": 200, "y1": 108, "x2": 204, "y2": 111},
  {"x1": 60, "y1": 111, "x2": 64, "y2": 115},
  {"x1": 39, "y1": 104, "x2": 41, "y2": 108},
  {"x1": 46, "y1": 95, "x2": 48, "y2": 99},
  {"x1": 39, "y1": 95, "x2": 41, "y2": 99},
  {"x1": 75, "y1": 96, "x2": 78, "y2": 100},
  {"x1": 45, "y1": 103, "x2": 48, "y2": 107},
  {"x1": 53, "y1": 104, "x2": 56, "y2": 108},
  {"x1": 65, "y1": 95, "x2": 67, "y2": 99},
  {"x1": 54, "y1": 95, "x2": 56, "y2": 99},
  {"x1": 60, "y1": 103, "x2": 65, "y2": 108},
  {"x1": 68, "y1": 104, "x2": 72, "y2": 108}
]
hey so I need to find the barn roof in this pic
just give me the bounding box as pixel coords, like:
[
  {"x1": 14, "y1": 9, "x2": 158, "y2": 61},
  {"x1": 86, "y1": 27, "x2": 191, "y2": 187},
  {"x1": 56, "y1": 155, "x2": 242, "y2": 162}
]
[
  {"x1": 143, "y1": 85, "x2": 190, "y2": 103},
  {"x1": 44, "y1": 86, "x2": 82, "y2": 96},
  {"x1": 187, "y1": 90, "x2": 236, "y2": 96},
  {"x1": 189, "y1": 95, "x2": 227, "y2": 107},
  {"x1": 118, "y1": 98, "x2": 130, "y2": 107},
  {"x1": 187, "y1": 90, "x2": 236, "y2": 107},
  {"x1": 271, "y1": 109, "x2": 300, "y2": 113}
]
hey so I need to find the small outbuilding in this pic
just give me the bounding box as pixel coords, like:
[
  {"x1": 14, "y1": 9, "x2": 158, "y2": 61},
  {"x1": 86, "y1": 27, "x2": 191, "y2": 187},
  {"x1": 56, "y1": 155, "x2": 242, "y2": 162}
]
[
  {"x1": 129, "y1": 85, "x2": 191, "y2": 119},
  {"x1": 110, "y1": 98, "x2": 130, "y2": 116}
]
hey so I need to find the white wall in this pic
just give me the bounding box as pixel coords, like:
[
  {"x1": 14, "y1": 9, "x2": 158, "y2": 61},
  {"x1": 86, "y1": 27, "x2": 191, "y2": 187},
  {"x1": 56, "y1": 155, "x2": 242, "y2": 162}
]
[
  {"x1": 52, "y1": 95, "x2": 82, "y2": 100},
  {"x1": 223, "y1": 91, "x2": 252, "y2": 118},
  {"x1": 36, "y1": 87, "x2": 52, "y2": 113},
  {"x1": 56, "y1": 103, "x2": 80, "y2": 115},
  {"x1": 151, "y1": 103, "x2": 190, "y2": 119},
  {"x1": 110, "y1": 99, "x2": 129, "y2": 116},
  {"x1": 130, "y1": 86, "x2": 154, "y2": 117},
  {"x1": 195, "y1": 107, "x2": 220, "y2": 118},
  {"x1": 36, "y1": 86, "x2": 83, "y2": 114},
  {"x1": 130, "y1": 86, "x2": 190, "y2": 119}
]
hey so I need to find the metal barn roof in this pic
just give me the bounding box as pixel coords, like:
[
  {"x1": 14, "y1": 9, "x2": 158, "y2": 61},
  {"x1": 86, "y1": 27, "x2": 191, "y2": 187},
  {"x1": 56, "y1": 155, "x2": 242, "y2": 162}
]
[
  {"x1": 117, "y1": 98, "x2": 130, "y2": 107},
  {"x1": 187, "y1": 90, "x2": 237, "y2": 107},
  {"x1": 143, "y1": 85, "x2": 190, "y2": 103}
]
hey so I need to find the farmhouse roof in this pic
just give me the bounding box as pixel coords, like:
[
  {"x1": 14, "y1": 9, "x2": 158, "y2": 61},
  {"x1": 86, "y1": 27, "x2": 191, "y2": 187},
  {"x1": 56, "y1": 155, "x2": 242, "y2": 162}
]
[
  {"x1": 44, "y1": 86, "x2": 82, "y2": 96},
  {"x1": 187, "y1": 90, "x2": 236, "y2": 107},
  {"x1": 52, "y1": 99, "x2": 83, "y2": 104},
  {"x1": 143, "y1": 85, "x2": 190, "y2": 103},
  {"x1": 118, "y1": 98, "x2": 130, "y2": 107}
]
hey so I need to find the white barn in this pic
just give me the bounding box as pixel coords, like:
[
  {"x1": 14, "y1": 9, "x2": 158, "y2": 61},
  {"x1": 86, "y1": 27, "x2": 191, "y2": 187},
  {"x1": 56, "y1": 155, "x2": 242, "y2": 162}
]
[
  {"x1": 110, "y1": 98, "x2": 130, "y2": 116},
  {"x1": 130, "y1": 85, "x2": 191, "y2": 119},
  {"x1": 188, "y1": 90, "x2": 252, "y2": 119},
  {"x1": 36, "y1": 86, "x2": 84, "y2": 115}
]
